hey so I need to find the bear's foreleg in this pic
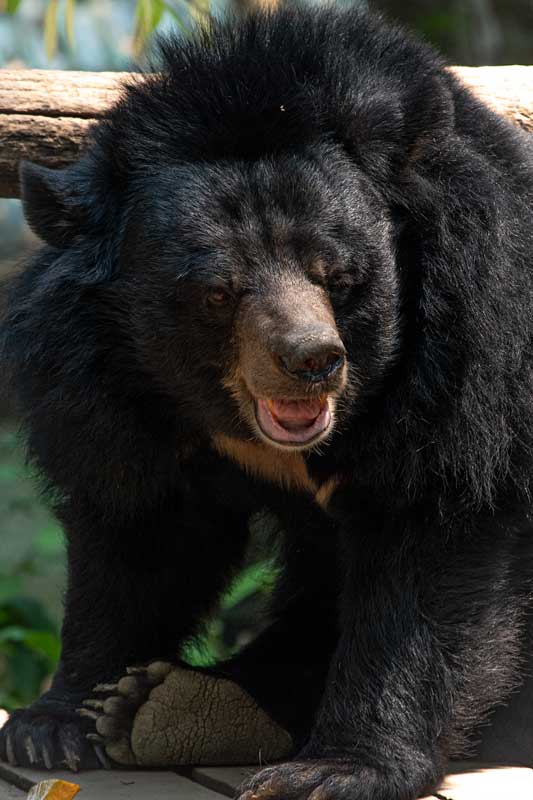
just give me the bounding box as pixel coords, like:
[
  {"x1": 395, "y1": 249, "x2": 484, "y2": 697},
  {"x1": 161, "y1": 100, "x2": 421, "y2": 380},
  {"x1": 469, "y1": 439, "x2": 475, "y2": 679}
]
[
  {"x1": 0, "y1": 492, "x2": 251, "y2": 771},
  {"x1": 87, "y1": 578, "x2": 340, "y2": 767},
  {"x1": 219, "y1": 501, "x2": 341, "y2": 746},
  {"x1": 86, "y1": 510, "x2": 343, "y2": 768},
  {"x1": 237, "y1": 505, "x2": 532, "y2": 800}
]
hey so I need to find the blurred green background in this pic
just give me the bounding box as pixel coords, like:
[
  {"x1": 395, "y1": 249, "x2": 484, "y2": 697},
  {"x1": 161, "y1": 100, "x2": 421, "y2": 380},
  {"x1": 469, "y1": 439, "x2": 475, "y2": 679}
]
[{"x1": 1, "y1": 0, "x2": 532, "y2": 711}]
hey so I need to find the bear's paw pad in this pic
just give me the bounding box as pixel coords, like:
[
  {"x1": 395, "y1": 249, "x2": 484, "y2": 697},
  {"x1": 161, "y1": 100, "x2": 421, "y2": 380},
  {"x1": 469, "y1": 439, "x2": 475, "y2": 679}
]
[{"x1": 81, "y1": 663, "x2": 292, "y2": 767}]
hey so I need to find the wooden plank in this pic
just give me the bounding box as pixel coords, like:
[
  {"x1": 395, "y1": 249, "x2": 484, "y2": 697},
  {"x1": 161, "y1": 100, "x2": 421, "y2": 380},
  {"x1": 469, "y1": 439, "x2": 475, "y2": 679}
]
[
  {"x1": 0, "y1": 763, "x2": 222, "y2": 799},
  {"x1": 432, "y1": 762, "x2": 533, "y2": 800},
  {"x1": 190, "y1": 763, "x2": 533, "y2": 800},
  {"x1": 1, "y1": 66, "x2": 533, "y2": 198},
  {"x1": 190, "y1": 766, "x2": 255, "y2": 797},
  {"x1": 2, "y1": 760, "x2": 533, "y2": 798},
  {"x1": 0, "y1": 780, "x2": 24, "y2": 798}
]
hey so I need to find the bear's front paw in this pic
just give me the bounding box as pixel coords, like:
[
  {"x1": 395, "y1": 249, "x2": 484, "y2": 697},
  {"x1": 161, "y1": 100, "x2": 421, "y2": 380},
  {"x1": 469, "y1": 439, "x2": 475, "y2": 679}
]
[
  {"x1": 237, "y1": 760, "x2": 426, "y2": 800},
  {"x1": 0, "y1": 692, "x2": 108, "y2": 771}
]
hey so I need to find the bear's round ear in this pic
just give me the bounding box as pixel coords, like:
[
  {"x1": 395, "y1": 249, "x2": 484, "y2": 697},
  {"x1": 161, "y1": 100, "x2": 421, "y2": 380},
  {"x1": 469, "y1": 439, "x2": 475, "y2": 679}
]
[
  {"x1": 20, "y1": 161, "x2": 87, "y2": 249},
  {"x1": 337, "y1": 73, "x2": 454, "y2": 188},
  {"x1": 20, "y1": 154, "x2": 123, "y2": 283}
]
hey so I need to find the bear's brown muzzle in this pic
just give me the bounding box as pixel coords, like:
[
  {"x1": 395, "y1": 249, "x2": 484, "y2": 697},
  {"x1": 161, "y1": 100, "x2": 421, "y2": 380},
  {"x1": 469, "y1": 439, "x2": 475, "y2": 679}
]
[
  {"x1": 225, "y1": 271, "x2": 348, "y2": 449},
  {"x1": 236, "y1": 273, "x2": 347, "y2": 402}
]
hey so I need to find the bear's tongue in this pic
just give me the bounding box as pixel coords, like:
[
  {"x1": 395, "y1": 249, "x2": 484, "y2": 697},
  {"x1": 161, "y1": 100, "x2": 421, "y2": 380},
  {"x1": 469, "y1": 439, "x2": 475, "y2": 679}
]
[
  {"x1": 268, "y1": 398, "x2": 323, "y2": 429},
  {"x1": 255, "y1": 397, "x2": 331, "y2": 445}
]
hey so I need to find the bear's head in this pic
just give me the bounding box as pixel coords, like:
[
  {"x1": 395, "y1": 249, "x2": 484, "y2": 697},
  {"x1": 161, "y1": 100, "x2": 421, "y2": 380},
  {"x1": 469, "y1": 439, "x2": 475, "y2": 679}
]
[
  {"x1": 21, "y1": 140, "x2": 401, "y2": 453},
  {"x1": 19, "y1": 6, "x2": 453, "y2": 455}
]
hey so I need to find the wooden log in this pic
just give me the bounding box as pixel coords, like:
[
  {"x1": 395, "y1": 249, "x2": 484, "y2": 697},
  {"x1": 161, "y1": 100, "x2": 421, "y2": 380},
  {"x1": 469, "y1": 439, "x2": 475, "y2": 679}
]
[
  {"x1": 456, "y1": 66, "x2": 533, "y2": 130},
  {"x1": 0, "y1": 70, "x2": 127, "y2": 199},
  {"x1": 1, "y1": 66, "x2": 533, "y2": 199}
]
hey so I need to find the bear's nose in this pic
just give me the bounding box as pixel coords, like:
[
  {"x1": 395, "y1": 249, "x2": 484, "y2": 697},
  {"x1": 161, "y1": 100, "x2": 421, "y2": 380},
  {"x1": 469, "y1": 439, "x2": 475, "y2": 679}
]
[{"x1": 276, "y1": 327, "x2": 346, "y2": 383}]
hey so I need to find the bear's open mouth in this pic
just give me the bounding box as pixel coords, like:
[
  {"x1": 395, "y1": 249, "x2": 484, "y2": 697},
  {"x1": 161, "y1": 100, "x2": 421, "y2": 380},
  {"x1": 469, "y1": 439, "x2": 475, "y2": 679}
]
[{"x1": 255, "y1": 396, "x2": 332, "y2": 447}]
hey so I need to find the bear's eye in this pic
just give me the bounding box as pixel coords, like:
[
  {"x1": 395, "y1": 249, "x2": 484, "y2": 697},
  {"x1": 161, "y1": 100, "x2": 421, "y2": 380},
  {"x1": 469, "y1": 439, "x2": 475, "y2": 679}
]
[{"x1": 206, "y1": 288, "x2": 232, "y2": 307}]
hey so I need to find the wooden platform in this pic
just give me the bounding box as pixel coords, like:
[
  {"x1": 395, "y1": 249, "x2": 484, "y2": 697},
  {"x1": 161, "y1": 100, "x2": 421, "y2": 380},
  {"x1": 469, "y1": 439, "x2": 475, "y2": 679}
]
[{"x1": 1, "y1": 761, "x2": 533, "y2": 799}]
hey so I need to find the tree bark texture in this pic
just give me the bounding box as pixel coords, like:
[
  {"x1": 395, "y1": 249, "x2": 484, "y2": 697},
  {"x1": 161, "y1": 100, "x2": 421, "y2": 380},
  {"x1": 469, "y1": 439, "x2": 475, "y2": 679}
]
[{"x1": 0, "y1": 66, "x2": 532, "y2": 199}]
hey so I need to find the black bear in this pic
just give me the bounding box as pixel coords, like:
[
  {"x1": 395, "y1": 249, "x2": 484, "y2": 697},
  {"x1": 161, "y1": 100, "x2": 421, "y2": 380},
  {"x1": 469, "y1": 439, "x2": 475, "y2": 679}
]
[{"x1": 1, "y1": 5, "x2": 533, "y2": 799}]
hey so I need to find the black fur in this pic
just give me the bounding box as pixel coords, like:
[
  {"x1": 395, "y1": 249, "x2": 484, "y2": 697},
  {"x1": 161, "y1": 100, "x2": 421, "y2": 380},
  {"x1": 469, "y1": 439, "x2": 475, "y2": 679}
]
[{"x1": 1, "y1": 5, "x2": 532, "y2": 795}]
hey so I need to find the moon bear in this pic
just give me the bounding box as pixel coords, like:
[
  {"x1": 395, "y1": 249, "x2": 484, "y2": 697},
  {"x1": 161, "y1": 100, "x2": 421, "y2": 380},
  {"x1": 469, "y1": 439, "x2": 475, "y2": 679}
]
[{"x1": 1, "y1": 6, "x2": 532, "y2": 799}]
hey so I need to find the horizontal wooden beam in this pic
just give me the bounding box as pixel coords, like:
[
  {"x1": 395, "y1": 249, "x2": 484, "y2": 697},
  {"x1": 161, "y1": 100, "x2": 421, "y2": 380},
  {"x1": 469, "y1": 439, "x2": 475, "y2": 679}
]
[
  {"x1": 1, "y1": 66, "x2": 533, "y2": 199},
  {"x1": 0, "y1": 70, "x2": 126, "y2": 199}
]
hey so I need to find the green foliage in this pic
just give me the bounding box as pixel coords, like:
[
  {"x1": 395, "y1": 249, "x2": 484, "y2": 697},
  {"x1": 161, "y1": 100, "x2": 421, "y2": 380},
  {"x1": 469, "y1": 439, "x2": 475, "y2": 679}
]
[
  {"x1": 134, "y1": 0, "x2": 165, "y2": 53},
  {"x1": 5, "y1": 0, "x2": 23, "y2": 13},
  {"x1": 64, "y1": 0, "x2": 75, "y2": 47},
  {"x1": 184, "y1": 560, "x2": 278, "y2": 667},
  {"x1": 5, "y1": 0, "x2": 210, "y2": 60},
  {"x1": 0, "y1": 425, "x2": 64, "y2": 710},
  {"x1": 413, "y1": 10, "x2": 469, "y2": 40},
  {"x1": 44, "y1": 0, "x2": 59, "y2": 59},
  {"x1": 132, "y1": 0, "x2": 211, "y2": 50},
  {"x1": 222, "y1": 560, "x2": 277, "y2": 612},
  {"x1": 0, "y1": 597, "x2": 60, "y2": 709}
]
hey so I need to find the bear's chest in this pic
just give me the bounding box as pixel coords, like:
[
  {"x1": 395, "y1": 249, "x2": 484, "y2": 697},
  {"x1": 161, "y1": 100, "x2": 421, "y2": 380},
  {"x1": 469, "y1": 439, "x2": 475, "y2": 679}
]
[{"x1": 212, "y1": 434, "x2": 342, "y2": 511}]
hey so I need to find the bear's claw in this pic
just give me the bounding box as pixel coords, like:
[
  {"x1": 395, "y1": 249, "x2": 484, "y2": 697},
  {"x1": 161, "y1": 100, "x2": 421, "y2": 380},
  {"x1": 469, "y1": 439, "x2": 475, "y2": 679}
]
[
  {"x1": 0, "y1": 702, "x2": 106, "y2": 771},
  {"x1": 81, "y1": 663, "x2": 170, "y2": 766}
]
